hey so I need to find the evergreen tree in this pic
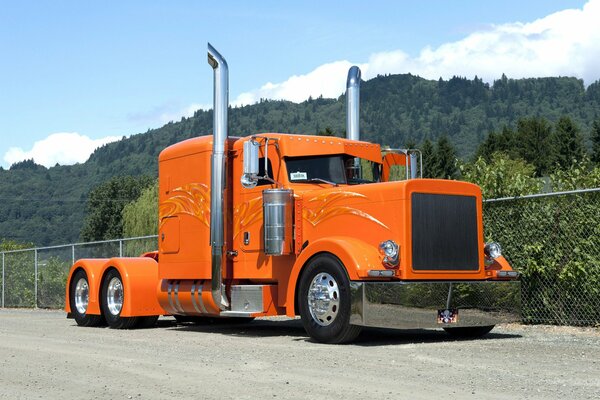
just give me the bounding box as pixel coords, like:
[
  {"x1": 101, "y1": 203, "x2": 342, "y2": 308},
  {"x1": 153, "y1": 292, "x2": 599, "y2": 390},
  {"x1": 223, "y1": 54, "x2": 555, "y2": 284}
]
[
  {"x1": 553, "y1": 116, "x2": 585, "y2": 169},
  {"x1": 476, "y1": 126, "x2": 518, "y2": 162},
  {"x1": 591, "y1": 119, "x2": 600, "y2": 164},
  {"x1": 515, "y1": 117, "x2": 555, "y2": 176},
  {"x1": 420, "y1": 139, "x2": 436, "y2": 178},
  {"x1": 317, "y1": 127, "x2": 336, "y2": 137},
  {"x1": 434, "y1": 136, "x2": 458, "y2": 179}
]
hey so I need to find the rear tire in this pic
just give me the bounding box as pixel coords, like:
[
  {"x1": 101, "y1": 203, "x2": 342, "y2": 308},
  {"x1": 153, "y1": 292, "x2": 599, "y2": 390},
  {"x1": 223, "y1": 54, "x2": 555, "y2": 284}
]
[
  {"x1": 69, "y1": 270, "x2": 104, "y2": 327},
  {"x1": 443, "y1": 325, "x2": 495, "y2": 338},
  {"x1": 298, "y1": 254, "x2": 361, "y2": 344},
  {"x1": 101, "y1": 269, "x2": 139, "y2": 329}
]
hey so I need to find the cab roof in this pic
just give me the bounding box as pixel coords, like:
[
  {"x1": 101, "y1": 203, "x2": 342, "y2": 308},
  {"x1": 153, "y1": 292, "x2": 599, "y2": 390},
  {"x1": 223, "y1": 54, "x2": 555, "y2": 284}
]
[{"x1": 159, "y1": 133, "x2": 382, "y2": 164}]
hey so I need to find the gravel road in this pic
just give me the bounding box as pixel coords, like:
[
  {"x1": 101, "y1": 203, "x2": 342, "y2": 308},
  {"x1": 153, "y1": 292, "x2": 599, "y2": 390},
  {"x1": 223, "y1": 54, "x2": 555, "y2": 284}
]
[{"x1": 0, "y1": 309, "x2": 598, "y2": 399}]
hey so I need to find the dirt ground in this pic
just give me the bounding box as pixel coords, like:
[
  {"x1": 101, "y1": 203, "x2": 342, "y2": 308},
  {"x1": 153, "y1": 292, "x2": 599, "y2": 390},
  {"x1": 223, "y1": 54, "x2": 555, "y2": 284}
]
[{"x1": 0, "y1": 309, "x2": 598, "y2": 400}]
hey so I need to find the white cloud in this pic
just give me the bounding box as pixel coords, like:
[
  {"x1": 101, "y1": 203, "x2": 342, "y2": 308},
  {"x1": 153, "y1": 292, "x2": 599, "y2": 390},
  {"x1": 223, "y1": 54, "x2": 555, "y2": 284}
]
[
  {"x1": 232, "y1": 61, "x2": 356, "y2": 106},
  {"x1": 127, "y1": 102, "x2": 211, "y2": 126},
  {"x1": 156, "y1": 103, "x2": 211, "y2": 125},
  {"x1": 233, "y1": 0, "x2": 600, "y2": 105},
  {"x1": 3, "y1": 132, "x2": 121, "y2": 168}
]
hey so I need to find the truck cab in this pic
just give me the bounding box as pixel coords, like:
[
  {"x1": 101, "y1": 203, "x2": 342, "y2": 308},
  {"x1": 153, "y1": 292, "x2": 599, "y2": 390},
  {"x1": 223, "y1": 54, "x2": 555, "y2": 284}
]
[{"x1": 65, "y1": 44, "x2": 520, "y2": 343}]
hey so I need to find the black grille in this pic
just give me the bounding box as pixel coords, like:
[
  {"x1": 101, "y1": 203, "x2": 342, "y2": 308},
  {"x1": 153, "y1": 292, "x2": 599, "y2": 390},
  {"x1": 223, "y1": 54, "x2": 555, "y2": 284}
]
[{"x1": 411, "y1": 193, "x2": 479, "y2": 271}]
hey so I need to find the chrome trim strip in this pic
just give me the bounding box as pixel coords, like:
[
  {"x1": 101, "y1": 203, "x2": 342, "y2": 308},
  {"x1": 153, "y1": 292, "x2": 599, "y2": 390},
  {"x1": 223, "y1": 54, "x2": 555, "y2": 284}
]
[
  {"x1": 173, "y1": 281, "x2": 184, "y2": 314},
  {"x1": 167, "y1": 281, "x2": 176, "y2": 314},
  {"x1": 350, "y1": 280, "x2": 521, "y2": 329},
  {"x1": 190, "y1": 280, "x2": 208, "y2": 314},
  {"x1": 191, "y1": 281, "x2": 202, "y2": 314},
  {"x1": 196, "y1": 283, "x2": 208, "y2": 314}
]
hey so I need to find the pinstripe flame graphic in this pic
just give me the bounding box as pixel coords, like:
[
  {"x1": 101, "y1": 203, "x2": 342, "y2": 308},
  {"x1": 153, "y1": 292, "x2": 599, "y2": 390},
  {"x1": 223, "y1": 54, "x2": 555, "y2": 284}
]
[
  {"x1": 159, "y1": 183, "x2": 210, "y2": 227},
  {"x1": 303, "y1": 191, "x2": 389, "y2": 229},
  {"x1": 234, "y1": 197, "x2": 263, "y2": 239}
]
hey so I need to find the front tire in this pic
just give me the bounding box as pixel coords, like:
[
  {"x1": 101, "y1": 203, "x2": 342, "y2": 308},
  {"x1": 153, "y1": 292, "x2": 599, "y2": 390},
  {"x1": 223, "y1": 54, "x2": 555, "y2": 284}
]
[
  {"x1": 298, "y1": 254, "x2": 361, "y2": 344},
  {"x1": 101, "y1": 269, "x2": 139, "y2": 329},
  {"x1": 69, "y1": 270, "x2": 104, "y2": 327}
]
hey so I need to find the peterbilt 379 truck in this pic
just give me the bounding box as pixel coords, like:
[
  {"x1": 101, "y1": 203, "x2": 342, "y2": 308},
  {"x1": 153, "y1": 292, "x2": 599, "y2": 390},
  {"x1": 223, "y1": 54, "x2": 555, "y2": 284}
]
[{"x1": 65, "y1": 44, "x2": 520, "y2": 343}]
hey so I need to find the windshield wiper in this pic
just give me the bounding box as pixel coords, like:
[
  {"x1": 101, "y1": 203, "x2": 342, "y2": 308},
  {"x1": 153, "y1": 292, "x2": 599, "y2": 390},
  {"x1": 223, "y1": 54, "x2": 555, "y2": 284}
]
[{"x1": 305, "y1": 178, "x2": 339, "y2": 187}]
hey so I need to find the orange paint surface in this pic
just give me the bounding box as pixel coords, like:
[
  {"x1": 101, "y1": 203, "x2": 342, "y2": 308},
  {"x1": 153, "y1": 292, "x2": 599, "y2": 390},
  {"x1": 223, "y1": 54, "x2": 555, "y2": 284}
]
[{"x1": 67, "y1": 133, "x2": 515, "y2": 319}]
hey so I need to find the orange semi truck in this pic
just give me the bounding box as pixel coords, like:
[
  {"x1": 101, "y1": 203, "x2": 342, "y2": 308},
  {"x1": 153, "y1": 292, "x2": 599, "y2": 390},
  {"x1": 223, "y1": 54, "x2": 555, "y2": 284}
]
[{"x1": 65, "y1": 44, "x2": 520, "y2": 343}]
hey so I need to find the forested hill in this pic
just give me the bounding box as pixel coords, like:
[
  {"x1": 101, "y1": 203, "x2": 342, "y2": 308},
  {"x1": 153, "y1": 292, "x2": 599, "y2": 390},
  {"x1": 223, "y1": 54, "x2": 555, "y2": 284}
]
[{"x1": 2, "y1": 73, "x2": 600, "y2": 246}]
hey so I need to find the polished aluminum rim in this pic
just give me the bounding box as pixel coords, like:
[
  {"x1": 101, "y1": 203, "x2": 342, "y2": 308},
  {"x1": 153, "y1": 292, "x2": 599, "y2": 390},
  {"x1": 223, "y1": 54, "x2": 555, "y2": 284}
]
[
  {"x1": 307, "y1": 272, "x2": 340, "y2": 326},
  {"x1": 106, "y1": 277, "x2": 124, "y2": 316},
  {"x1": 74, "y1": 278, "x2": 89, "y2": 314}
]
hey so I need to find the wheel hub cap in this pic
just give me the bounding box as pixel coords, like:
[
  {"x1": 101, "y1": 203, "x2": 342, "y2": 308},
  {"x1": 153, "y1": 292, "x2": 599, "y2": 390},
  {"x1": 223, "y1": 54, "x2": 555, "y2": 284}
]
[
  {"x1": 74, "y1": 278, "x2": 89, "y2": 314},
  {"x1": 307, "y1": 272, "x2": 340, "y2": 326},
  {"x1": 107, "y1": 277, "x2": 124, "y2": 316}
]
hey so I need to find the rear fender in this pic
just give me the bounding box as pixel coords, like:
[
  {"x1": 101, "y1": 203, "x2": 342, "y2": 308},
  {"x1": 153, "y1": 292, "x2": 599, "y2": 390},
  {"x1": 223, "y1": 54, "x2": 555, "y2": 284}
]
[
  {"x1": 99, "y1": 257, "x2": 165, "y2": 317},
  {"x1": 65, "y1": 259, "x2": 109, "y2": 315},
  {"x1": 285, "y1": 236, "x2": 382, "y2": 316}
]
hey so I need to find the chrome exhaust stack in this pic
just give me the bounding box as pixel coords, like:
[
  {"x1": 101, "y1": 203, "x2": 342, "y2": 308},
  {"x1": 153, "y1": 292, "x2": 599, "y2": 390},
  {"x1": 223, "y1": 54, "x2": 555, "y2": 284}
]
[
  {"x1": 207, "y1": 43, "x2": 229, "y2": 310},
  {"x1": 346, "y1": 66, "x2": 361, "y2": 177},
  {"x1": 346, "y1": 66, "x2": 361, "y2": 141}
]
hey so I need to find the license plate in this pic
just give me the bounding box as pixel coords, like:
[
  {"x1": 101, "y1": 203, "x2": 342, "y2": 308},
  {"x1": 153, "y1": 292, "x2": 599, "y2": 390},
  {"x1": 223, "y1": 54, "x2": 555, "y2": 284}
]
[{"x1": 437, "y1": 309, "x2": 458, "y2": 324}]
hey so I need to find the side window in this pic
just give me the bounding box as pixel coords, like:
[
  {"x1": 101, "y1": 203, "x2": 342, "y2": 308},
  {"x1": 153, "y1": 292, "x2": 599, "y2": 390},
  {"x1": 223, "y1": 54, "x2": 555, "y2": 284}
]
[{"x1": 257, "y1": 157, "x2": 274, "y2": 186}]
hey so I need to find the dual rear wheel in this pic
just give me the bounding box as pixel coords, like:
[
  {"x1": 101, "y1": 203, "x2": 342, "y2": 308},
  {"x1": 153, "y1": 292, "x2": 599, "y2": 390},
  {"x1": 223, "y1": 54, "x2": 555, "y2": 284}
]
[{"x1": 70, "y1": 268, "x2": 158, "y2": 329}]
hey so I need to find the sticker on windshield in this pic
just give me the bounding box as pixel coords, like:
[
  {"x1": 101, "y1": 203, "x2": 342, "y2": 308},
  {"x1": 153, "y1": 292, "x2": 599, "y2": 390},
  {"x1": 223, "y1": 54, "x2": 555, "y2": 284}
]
[{"x1": 291, "y1": 171, "x2": 308, "y2": 180}]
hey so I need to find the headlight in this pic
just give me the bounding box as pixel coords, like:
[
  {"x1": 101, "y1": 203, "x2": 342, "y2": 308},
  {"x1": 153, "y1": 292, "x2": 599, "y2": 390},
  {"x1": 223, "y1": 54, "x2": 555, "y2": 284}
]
[
  {"x1": 379, "y1": 240, "x2": 400, "y2": 269},
  {"x1": 484, "y1": 242, "x2": 502, "y2": 260}
]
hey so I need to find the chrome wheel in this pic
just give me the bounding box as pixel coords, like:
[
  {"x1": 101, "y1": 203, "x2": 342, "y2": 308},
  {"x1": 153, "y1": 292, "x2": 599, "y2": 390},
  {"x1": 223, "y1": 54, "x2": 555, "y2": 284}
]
[
  {"x1": 106, "y1": 277, "x2": 124, "y2": 316},
  {"x1": 307, "y1": 272, "x2": 340, "y2": 326},
  {"x1": 74, "y1": 278, "x2": 89, "y2": 314}
]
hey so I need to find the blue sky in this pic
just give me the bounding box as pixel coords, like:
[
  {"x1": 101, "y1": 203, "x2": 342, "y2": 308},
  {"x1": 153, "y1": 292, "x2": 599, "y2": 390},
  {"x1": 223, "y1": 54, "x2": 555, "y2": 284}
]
[{"x1": 0, "y1": 0, "x2": 595, "y2": 168}]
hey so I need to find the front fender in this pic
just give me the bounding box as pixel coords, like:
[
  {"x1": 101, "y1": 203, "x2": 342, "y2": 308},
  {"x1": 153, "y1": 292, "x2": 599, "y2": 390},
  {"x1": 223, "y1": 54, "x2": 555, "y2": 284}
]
[{"x1": 285, "y1": 236, "x2": 382, "y2": 316}]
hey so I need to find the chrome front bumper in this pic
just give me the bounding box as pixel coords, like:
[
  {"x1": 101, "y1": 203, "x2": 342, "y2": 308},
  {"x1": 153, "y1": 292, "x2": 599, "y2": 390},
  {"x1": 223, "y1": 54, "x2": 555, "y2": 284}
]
[{"x1": 350, "y1": 280, "x2": 521, "y2": 329}]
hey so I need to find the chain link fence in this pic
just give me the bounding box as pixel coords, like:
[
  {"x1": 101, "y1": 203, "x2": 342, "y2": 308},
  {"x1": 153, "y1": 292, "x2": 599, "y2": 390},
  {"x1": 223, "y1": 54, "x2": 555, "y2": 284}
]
[
  {"x1": 2, "y1": 189, "x2": 600, "y2": 327},
  {"x1": 483, "y1": 188, "x2": 600, "y2": 326},
  {"x1": 1, "y1": 236, "x2": 157, "y2": 309}
]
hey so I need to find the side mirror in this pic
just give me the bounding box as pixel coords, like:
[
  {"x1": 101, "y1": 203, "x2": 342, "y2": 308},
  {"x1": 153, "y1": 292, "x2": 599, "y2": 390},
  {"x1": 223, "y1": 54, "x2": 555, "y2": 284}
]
[{"x1": 241, "y1": 140, "x2": 260, "y2": 188}]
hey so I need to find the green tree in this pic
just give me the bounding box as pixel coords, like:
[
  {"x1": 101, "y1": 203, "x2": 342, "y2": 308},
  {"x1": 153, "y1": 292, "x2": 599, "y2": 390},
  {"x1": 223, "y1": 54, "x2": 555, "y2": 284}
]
[
  {"x1": 420, "y1": 139, "x2": 436, "y2": 178},
  {"x1": 549, "y1": 157, "x2": 600, "y2": 191},
  {"x1": 460, "y1": 152, "x2": 542, "y2": 199},
  {"x1": 476, "y1": 126, "x2": 519, "y2": 161},
  {"x1": 434, "y1": 135, "x2": 458, "y2": 179},
  {"x1": 81, "y1": 176, "x2": 154, "y2": 242},
  {"x1": 553, "y1": 116, "x2": 585, "y2": 169},
  {"x1": 317, "y1": 127, "x2": 336, "y2": 137},
  {"x1": 515, "y1": 117, "x2": 555, "y2": 176},
  {"x1": 591, "y1": 119, "x2": 600, "y2": 164},
  {"x1": 122, "y1": 181, "x2": 158, "y2": 237}
]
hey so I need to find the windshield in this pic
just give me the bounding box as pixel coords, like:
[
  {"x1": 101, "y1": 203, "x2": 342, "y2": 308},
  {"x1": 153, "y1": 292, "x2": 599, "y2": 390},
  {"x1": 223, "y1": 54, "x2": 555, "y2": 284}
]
[
  {"x1": 286, "y1": 155, "x2": 379, "y2": 185},
  {"x1": 286, "y1": 155, "x2": 347, "y2": 184}
]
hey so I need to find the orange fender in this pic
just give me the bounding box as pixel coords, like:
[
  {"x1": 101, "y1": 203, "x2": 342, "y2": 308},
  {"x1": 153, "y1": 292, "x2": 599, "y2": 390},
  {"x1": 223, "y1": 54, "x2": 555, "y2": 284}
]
[
  {"x1": 65, "y1": 259, "x2": 109, "y2": 315},
  {"x1": 285, "y1": 236, "x2": 382, "y2": 316},
  {"x1": 99, "y1": 257, "x2": 165, "y2": 317}
]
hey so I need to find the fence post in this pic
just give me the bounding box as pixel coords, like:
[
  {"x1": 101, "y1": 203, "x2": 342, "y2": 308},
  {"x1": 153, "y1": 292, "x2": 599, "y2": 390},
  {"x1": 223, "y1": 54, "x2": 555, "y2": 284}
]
[
  {"x1": 119, "y1": 240, "x2": 123, "y2": 257},
  {"x1": 34, "y1": 248, "x2": 38, "y2": 308},
  {"x1": 2, "y1": 253, "x2": 4, "y2": 308},
  {"x1": 72, "y1": 245, "x2": 75, "y2": 265}
]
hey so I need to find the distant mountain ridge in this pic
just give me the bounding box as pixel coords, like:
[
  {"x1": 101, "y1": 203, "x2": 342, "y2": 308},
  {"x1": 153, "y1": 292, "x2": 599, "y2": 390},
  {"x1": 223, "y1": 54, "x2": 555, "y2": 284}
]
[{"x1": 2, "y1": 72, "x2": 600, "y2": 246}]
